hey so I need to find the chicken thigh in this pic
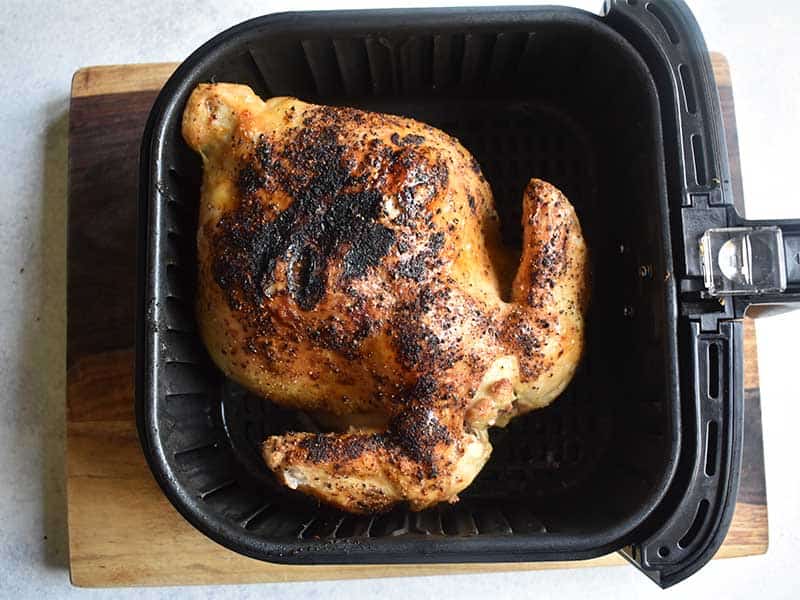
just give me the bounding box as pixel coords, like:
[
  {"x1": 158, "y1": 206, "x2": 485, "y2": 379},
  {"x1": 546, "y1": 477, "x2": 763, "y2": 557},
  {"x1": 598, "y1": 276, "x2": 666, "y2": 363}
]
[{"x1": 182, "y1": 84, "x2": 588, "y2": 513}]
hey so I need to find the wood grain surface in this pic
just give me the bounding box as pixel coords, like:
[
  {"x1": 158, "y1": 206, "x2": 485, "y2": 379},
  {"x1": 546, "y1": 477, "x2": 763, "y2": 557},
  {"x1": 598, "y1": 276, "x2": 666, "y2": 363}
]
[{"x1": 66, "y1": 53, "x2": 768, "y2": 588}]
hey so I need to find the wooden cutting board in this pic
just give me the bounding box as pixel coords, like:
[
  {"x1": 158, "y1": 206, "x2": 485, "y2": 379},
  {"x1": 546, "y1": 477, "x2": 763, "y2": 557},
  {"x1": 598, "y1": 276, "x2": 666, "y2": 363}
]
[{"x1": 66, "y1": 54, "x2": 768, "y2": 588}]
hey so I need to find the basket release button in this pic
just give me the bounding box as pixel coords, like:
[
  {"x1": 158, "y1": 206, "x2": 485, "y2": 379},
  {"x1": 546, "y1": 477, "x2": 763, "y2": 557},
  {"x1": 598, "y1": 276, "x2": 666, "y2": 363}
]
[{"x1": 700, "y1": 227, "x2": 787, "y2": 296}]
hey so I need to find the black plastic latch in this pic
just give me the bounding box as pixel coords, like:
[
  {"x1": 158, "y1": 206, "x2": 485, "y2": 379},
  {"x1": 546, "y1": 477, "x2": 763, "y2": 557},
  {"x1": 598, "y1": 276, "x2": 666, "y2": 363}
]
[
  {"x1": 782, "y1": 228, "x2": 800, "y2": 287},
  {"x1": 681, "y1": 195, "x2": 727, "y2": 278}
]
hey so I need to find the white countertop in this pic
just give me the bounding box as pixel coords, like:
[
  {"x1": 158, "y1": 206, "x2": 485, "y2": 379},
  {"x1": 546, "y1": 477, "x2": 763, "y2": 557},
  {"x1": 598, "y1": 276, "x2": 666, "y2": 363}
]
[{"x1": 1, "y1": 0, "x2": 798, "y2": 597}]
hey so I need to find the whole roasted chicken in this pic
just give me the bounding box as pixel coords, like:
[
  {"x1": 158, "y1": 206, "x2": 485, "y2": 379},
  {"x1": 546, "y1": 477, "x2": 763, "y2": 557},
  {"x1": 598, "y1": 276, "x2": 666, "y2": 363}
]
[{"x1": 182, "y1": 83, "x2": 589, "y2": 513}]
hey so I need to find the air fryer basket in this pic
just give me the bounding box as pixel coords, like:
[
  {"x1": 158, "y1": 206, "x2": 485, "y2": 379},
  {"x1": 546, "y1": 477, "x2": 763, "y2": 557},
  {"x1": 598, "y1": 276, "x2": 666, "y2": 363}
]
[{"x1": 137, "y1": 1, "x2": 800, "y2": 588}]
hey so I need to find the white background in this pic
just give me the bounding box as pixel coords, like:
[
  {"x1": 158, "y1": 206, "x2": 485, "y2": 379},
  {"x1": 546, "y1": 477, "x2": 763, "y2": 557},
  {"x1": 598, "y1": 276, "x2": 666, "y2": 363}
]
[{"x1": 1, "y1": 0, "x2": 798, "y2": 598}]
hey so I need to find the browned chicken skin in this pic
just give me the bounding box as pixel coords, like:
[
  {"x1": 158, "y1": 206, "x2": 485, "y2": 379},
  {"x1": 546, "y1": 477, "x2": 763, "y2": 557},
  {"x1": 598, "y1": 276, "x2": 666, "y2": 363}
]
[{"x1": 182, "y1": 83, "x2": 589, "y2": 513}]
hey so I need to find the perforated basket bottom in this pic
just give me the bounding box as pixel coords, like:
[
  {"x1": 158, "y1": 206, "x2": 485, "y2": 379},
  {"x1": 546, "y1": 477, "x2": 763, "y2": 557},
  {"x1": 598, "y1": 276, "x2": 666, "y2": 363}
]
[{"x1": 163, "y1": 100, "x2": 622, "y2": 540}]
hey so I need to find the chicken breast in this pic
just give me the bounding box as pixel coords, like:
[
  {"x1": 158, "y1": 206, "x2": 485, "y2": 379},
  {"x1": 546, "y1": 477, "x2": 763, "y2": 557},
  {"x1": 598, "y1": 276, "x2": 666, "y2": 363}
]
[{"x1": 182, "y1": 83, "x2": 589, "y2": 513}]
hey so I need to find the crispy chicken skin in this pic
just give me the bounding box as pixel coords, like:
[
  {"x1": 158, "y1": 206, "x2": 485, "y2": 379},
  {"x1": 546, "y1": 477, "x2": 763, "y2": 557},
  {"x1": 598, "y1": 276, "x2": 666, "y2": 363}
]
[{"x1": 182, "y1": 83, "x2": 589, "y2": 513}]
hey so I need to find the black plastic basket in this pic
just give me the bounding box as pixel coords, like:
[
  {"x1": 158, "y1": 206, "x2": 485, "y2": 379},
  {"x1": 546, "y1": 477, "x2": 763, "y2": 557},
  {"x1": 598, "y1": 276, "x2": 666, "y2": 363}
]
[{"x1": 136, "y1": 1, "x2": 800, "y2": 587}]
